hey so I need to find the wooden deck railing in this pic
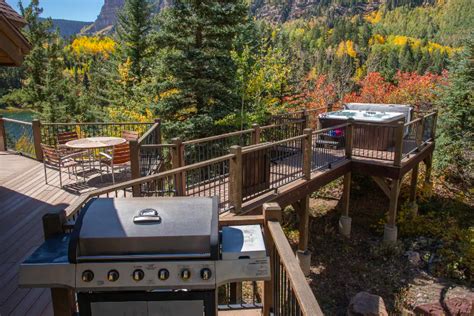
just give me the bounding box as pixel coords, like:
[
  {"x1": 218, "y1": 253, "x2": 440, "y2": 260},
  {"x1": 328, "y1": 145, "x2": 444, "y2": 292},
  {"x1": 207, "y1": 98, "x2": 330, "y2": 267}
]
[
  {"x1": 62, "y1": 111, "x2": 438, "y2": 220},
  {"x1": 0, "y1": 117, "x2": 37, "y2": 158},
  {"x1": 40, "y1": 121, "x2": 154, "y2": 147}
]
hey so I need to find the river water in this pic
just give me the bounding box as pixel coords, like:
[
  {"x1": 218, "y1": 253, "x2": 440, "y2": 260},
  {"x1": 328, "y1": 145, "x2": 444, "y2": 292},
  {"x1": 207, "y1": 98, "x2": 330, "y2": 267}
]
[{"x1": 0, "y1": 109, "x2": 35, "y2": 122}]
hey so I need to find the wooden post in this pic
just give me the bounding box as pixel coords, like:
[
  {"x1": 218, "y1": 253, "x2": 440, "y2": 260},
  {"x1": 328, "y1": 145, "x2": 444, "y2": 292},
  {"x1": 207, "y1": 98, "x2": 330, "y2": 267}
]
[
  {"x1": 303, "y1": 128, "x2": 312, "y2": 180},
  {"x1": 171, "y1": 137, "x2": 185, "y2": 196},
  {"x1": 229, "y1": 283, "x2": 242, "y2": 304},
  {"x1": 251, "y1": 123, "x2": 261, "y2": 145},
  {"x1": 339, "y1": 172, "x2": 352, "y2": 237},
  {"x1": 0, "y1": 116, "x2": 6, "y2": 151},
  {"x1": 384, "y1": 178, "x2": 401, "y2": 243},
  {"x1": 297, "y1": 196, "x2": 310, "y2": 252},
  {"x1": 154, "y1": 118, "x2": 163, "y2": 160},
  {"x1": 345, "y1": 118, "x2": 354, "y2": 159},
  {"x1": 409, "y1": 163, "x2": 419, "y2": 215},
  {"x1": 342, "y1": 172, "x2": 351, "y2": 218},
  {"x1": 431, "y1": 110, "x2": 438, "y2": 140},
  {"x1": 129, "y1": 139, "x2": 141, "y2": 196},
  {"x1": 387, "y1": 179, "x2": 401, "y2": 228},
  {"x1": 263, "y1": 202, "x2": 282, "y2": 316},
  {"x1": 42, "y1": 211, "x2": 76, "y2": 316},
  {"x1": 393, "y1": 121, "x2": 405, "y2": 167},
  {"x1": 302, "y1": 109, "x2": 310, "y2": 130},
  {"x1": 415, "y1": 117, "x2": 424, "y2": 151},
  {"x1": 423, "y1": 153, "x2": 433, "y2": 198},
  {"x1": 32, "y1": 119, "x2": 43, "y2": 161},
  {"x1": 327, "y1": 102, "x2": 333, "y2": 113},
  {"x1": 154, "y1": 118, "x2": 162, "y2": 145},
  {"x1": 229, "y1": 145, "x2": 243, "y2": 213},
  {"x1": 295, "y1": 196, "x2": 312, "y2": 276}
]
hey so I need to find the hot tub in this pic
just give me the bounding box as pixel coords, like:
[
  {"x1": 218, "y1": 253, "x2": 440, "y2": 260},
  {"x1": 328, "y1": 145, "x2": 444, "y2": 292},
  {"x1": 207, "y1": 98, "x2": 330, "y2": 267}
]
[{"x1": 319, "y1": 110, "x2": 405, "y2": 150}]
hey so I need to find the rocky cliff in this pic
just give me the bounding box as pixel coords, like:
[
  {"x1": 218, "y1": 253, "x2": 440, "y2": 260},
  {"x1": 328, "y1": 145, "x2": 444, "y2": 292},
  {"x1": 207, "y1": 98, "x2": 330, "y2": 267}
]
[
  {"x1": 81, "y1": 0, "x2": 125, "y2": 34},
  {"x1": 83, "y1": 0, "x2": 378, "y2": 34}
]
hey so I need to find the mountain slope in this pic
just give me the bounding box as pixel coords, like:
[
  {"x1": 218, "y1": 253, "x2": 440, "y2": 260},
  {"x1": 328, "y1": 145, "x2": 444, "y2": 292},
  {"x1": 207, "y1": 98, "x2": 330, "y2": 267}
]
[{"x1": 50, "y1": 19, "x2": 91, "y2": 37}]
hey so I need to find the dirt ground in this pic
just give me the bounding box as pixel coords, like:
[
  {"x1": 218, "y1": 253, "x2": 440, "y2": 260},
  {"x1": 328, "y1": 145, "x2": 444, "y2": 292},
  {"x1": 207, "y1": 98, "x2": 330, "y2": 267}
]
[{"x1": 282, "y1": 176, "x2": 473, "y2": 315}]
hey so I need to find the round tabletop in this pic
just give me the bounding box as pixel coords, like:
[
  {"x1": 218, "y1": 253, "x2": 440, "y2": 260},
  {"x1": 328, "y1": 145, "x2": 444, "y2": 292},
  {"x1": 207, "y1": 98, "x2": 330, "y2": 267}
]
[{"x1": 65, "y1": 137, "x2": 126, "y2": 149}]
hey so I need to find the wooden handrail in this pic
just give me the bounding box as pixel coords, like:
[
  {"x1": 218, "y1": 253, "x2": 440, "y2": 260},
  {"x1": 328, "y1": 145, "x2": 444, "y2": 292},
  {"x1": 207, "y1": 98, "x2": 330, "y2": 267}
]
[
  {"x1": 311, "y1": 122, "x2": 349, "y2": 134},
  {"x1": 138, "y1": 122, "x2": 160, "y2": 144},
  {"x1": 42, "y1": 121, "x2": 153, "y2": 126},
  {"x1": 182, "y1": 128, "x2": 254, "y2": 145},
  {"x1": 219, "y1": 214, "x2": 264, "y2": 227},
  {"x1": 2, "y1": 117, "x2": 33, "y2": 126},
  {"x1": 140, "y1": 143, "x2": 176, "y2": 149},
  {"x1": 268, "y1": 220, "x2": 324, "y2": 315},
  {"x1": 404, "y1": 117, "x2": 423, "y2": 127},
  {"x1": 242, "y1": 134, "x2": 307, "y2": 154},
  {"x1": 260, "y1": 120, "x2": 305, "y2": 131}
]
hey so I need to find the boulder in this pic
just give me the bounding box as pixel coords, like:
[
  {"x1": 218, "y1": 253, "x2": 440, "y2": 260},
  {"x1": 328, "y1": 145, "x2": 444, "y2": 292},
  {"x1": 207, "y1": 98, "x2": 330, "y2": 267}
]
[
  {"x1": 414, "y1": 298, "x2": 473, "y2": 316},
  {"x1": 405, "y1": 250, "x2": 422, "y2": 267},
  {"x1": 348, "y1": 292, "x2": 389, "y2": 316}
]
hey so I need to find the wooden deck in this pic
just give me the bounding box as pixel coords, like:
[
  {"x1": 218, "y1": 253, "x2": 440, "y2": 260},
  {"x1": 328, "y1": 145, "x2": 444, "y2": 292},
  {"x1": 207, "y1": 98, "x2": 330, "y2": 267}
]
[{"x1": 0, "y1": 141, "x2": 434, "y2": 315}]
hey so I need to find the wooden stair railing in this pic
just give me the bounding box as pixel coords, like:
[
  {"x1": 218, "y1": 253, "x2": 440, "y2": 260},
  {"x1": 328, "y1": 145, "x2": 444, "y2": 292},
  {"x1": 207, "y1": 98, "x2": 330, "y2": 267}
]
[{"x1": 263, "y1": 203, "x2": 324, "y2": 316}]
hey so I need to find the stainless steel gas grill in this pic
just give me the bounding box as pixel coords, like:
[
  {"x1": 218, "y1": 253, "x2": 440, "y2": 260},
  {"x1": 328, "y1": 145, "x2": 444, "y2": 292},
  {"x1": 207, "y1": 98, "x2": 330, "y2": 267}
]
[{"x1": 19, "y1": 197, "x2": 270, "y2": 316}]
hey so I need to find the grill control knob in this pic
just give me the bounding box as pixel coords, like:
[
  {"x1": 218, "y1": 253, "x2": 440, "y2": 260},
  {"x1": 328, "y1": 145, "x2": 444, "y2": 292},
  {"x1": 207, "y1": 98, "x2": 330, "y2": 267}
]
[
  {"x1": 81, "y1": 270, "x2": 94, "y2": 282},
  {"x1": 200, "y1": 268, "x2": 212, "y2": 280},
  {"x1": 107, "y1": 270, "x2": 120, "y2": 282},
  {"x1": 132, "y1": 269, "x2": 144, "y2": 282},
  {"x1": 181, "y1": 269, "x2": 191, "y2": 280},
  {"x1": 158, "y1": 269, "x2": 169, "y2": 281}
]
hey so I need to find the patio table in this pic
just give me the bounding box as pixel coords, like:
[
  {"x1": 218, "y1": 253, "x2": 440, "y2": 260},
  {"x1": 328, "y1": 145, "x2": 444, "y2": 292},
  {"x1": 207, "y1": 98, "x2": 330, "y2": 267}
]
[
  {"x1": 65, "y1": 137, "x2": 127, "y2": 179},
  {"x1": 65, "y1": 136, "x2": 126, "y2": 150}
]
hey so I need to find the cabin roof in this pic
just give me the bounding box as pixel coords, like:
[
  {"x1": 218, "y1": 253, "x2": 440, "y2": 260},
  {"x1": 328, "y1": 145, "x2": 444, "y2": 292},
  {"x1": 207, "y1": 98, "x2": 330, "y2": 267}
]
[{"x1": 0, "y1": 0, "x2": 31, "y2": 67}]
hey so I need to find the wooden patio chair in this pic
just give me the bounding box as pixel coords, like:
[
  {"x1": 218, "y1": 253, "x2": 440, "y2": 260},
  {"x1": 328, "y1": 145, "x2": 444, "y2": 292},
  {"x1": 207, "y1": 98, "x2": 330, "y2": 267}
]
[
  {"x1": 99, "y1": 130, "x2": 139, "y2": 157},
  {"x1": 99, "y1": 143, "x2": 131, "y2": 184},
  {"x1": 121, "y1": 130, "x2": 139, "y2": 142},
  {"x1": 41, "y1": 144, "x2": 86, "y2": 188},
  {"x1": 56, "y1": 130, "x2": 92, "y2": 166},
  {"x1": 57, "y1": 131, "x2": 80, "y2": 146}
]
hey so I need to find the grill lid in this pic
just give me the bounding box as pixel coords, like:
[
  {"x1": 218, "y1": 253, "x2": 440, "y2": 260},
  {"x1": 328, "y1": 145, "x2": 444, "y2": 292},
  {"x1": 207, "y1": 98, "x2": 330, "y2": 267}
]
[{"x1": 68, "y1": 197, "x2": 219, "y2": 262}]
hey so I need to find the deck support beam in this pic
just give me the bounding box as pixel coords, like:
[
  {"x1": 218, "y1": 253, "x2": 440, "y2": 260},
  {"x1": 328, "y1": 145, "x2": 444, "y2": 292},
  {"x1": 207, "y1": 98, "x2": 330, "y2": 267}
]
[
  {"x1": 409, "y1": 162, "x2": 419, "y2": 215},
  {"x1": 339, "y1": 172, "x2": 352, "y2": 237},
  {"x1": 384, "y1": 178, "x2": 401, "y2": 243},
  {"x1": 423, "y1": 153, "x2": 433, "y2": 198},
  {"x1": 371, "y1": 176, "x2": 391, "y2": 199},
  {"x1": 293, "y1": 195, "x2": 311, "y2": 276}
]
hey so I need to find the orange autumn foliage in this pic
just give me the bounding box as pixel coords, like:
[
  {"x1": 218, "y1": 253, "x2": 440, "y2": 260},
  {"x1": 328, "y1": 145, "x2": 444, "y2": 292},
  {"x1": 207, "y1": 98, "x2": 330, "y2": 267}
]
[
  {"x1": 284, "y1": 71, "x2": 337, "y2": 110},
  {"x1": 343, "y1": 71, "x2": 447, "y2": 110}
]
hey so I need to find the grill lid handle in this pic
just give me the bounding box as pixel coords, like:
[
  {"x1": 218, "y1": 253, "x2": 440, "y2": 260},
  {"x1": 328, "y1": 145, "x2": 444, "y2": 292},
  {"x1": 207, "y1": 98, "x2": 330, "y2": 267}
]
[{"x1": 133, "y1": 208, "x2": 161, "y2": 224}]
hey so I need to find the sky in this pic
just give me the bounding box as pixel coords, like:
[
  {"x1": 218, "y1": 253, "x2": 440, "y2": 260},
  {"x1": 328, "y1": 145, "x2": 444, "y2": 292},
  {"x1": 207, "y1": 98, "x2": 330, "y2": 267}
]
[{"x1": 5, "y1": 0, "x2": 102, "y2": 22}]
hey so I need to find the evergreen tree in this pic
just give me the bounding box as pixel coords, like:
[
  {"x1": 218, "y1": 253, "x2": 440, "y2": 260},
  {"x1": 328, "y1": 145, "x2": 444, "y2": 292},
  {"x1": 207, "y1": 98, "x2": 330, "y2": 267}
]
[
  {"x1": 399, "y1": 43, "x2": 414, "y2": 72},
  {"x1": 1, "y1": 0, "x2": 71, "y2": 121},
  {"x1": 435, "y1": 40, "x2": 474, "y2": 185},
  {"x1": 154, "y1": 0, "x2": 247, "y2": 139},
  {"x1": 116, "y1": 0, "x2": 153, "y2": 81}
]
